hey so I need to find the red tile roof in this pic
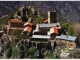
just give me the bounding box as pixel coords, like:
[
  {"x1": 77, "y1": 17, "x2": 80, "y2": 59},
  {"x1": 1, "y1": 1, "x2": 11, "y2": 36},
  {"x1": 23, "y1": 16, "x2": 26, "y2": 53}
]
[
  {"x1": 50, "y1": 27, "x2": 58, "y2": 34},
  {"x1": 24, "y1": 27, "x2": 32, "y2": 33},
  {"x1": 9, "y1": 19, "x2": 22, "y2": 23},
  {"x1": 43, "y1": 20, "x2": 48, "y2": 23},
  {"x1": 54, "y1": 27, "x2": 58, "y2": 34},
  {"x1": 24, "y1": 22, "x2": 32, "y2": 27}
]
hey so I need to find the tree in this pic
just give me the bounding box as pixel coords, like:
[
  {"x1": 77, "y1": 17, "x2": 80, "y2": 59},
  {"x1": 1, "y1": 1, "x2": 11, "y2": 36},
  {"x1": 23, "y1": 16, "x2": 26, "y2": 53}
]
[
  {"x1": 4, "y1": 41, "x2": 11, "y2": 51},
  {"x1": 46, "y1": 50, "x2": 55, "y2": 59},
  {"x1": 4, "y1": 48, "x2": 12, "y2": 58},
  {"x1": 17, "y1": 11, "x2": 21, "y2": 16},
  {"x1": 24, "y1": 45, "x2": 29, "y2": 58},
  {"x1": 61, "y1": 23, "x2": 69, "y2": 30},
  {"x1": 33, "y1": 17, "x2": 43, "y2": 25},
  {"x1": 27, "y1": 8, "x2": 32, "y2": 16},
  {"x1": 17, "y1": 43, "x2": 24, "y2": 58},
  {"x1": 68, "y1": 26, "x2": 74, "y2": 36},
  {"x1": 21, "y1": 15, "x2": 28, "y2": 22},
  {"x1": 28, "y1": 46, "x2": 37, "y2": 55},
  {"x1": 17, "y1": 41, "x2": 21, "y2": 47},
  {"x1": 11, "y1": 48, "x2": 19, "y2": 58},
  {"x1": 23, "y1": 8, "x2": 27, "y2": 15},
  {"x1": 19, "y1": 44, "x2": 24, "y2": 51},
  {"x1": 28, "y1": 46, "x2": 37, "y2": 58}
]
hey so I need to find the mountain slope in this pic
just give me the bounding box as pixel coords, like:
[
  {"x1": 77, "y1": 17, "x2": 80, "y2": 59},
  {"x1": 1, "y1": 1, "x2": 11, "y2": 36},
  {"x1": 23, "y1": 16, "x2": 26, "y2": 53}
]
[
  {"x1": 0, "y1": 1, "x2": 20, "y2": 17},
  {"x1": 0, "y1": 1, "x2": 80, "y2": 23}
]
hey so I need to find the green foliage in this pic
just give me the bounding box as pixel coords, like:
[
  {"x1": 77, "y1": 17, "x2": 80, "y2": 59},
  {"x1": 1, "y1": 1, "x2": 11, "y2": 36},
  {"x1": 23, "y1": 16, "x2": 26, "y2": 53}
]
[
  {"x1": 49, "y1": 53, "x2": 54, "y2": 58},
  {"x1": 68, "y1": 26, "x2": 74, "y2": 36},
  {"x1": 10, "y1": 41, "x2": 15, "y2": 48},
  {"x1": 17, "y1": 41, "x2": 37, "y2": 58},
  {"x1": 61, "y1": 23, "x2": 69, "y2": 30},
  {"x1": 61, "y1": 23, "x2": 74, "y2": 36},
  {"x1": 20, "y1": 6, "x2": 44, "y2": 26},
  {"x1": 32, "y1": 11, "x2": 44, "y2": 25},
  {"x1": 0, "y1": 25, "x2": 2, "y2": 30},
  {"x1": 30, "y1": 54, "x2": 36, "y2": 59},
  {"x1": 22, "y1": 6, "x2": 32, "y2": 17},
  {"x1": 24, "y1": 45, "x2": 28, "y2": 53},
  {"x1": 17, "y1": 42, "x2": 24, "y2": 58},
  {"x1": 26, "y1": 9, "x2": 32, "y2": 17},
  {"x1": 21, "y1": 15, "x2": 28, "y2": 22},
  {"x1": 27, "y1": 46, "x2": 37, "y2": 58},
  {"x1": 19, "y1": 44, "x2": 24, "y2": 51},
  {"x1": 33, "y1": 17, "x2": 43, "y2": 25},
  {"x1": 17, "y1": 11, "x2": 21, "y2": 16},
  {"x1": 4, "y1": 41, "x2": 11, "y2": 51},
  {"x1": 24, "y1": 45, "x2": 29, "y2": 58},
  {"x1": 68, "y1": 49, "x2": 73, "y2": 53},
  {"x1": 28, "y1": 46, "x2": 37, "y2": 55},
  {"x1": 5, "y1": 48, "x2": 12, "y2": 58},
  {"x1": 10, "y1": 28, "x2": 22, "y2": 37},
  {"x1": 47, "y1": 50, "x2": 55, "y2": 59},
  {"x1": 17, "y1": 41, "x2": 21, "y2": 46},
  {"x1": 23, "y1": 8, "x2": 26, "y2": 15},
  {"x1": 11, "y1": 48, "x2": 18, "y2": 58},
  {"x1": 4, "y1": 41, "x2": 12, "y2": 58}
]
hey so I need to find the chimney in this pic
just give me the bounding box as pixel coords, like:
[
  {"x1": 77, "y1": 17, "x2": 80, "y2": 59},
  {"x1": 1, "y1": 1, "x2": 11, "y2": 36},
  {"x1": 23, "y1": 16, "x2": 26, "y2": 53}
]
[{"x1": 67, "y1": 35, "x2": 68, "y2": 38}]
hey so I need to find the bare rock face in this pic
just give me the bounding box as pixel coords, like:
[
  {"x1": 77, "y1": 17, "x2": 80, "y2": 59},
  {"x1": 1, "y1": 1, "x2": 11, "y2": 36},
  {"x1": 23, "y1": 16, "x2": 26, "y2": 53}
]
[
  {"x1": 0, "y1": 42, "x2": 3, "y2": 59},
  {"x1": 0, "y1": 1, "x2": 80, "y2": 23},
  {"x1": 0, "y1": 43, "x2": 3, "y2": 53},
  {"x1": 3, "y1": 53, "x2": 8, "y2": 59}
]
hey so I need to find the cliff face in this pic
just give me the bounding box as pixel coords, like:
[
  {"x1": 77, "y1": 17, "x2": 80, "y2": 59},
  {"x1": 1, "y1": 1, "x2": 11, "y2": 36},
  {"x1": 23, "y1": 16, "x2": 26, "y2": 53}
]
[{"x1": 0, "y1": 1, "x2": 80, "y2": 23}]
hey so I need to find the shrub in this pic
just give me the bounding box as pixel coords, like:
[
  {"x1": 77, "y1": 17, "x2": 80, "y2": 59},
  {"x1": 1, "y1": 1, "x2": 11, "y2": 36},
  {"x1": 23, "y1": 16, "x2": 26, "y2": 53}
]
[
  {"x1": 28, "y1": 46, "x2": 37, "y2": 55},
  {"x1": 61, "y1": 23, "x2": 69, "y2": 30},
  {"x1": 11, "y1": 48, "x2": 18, "y2": 58},
  {"x1": 10, "y1": 28, "x2": 22, "y2": 37},
  {"x1": 46, "y1": 50, "x2": 55, "y2": 59},
  {"x1": 5, "y1": 48, "x2": 12, "y2": 58},
  {"x1": 21, "y1": 15, "x2": 28, "y2": 22},
  {"x1": 17, "y1": 11, "x2": 21, "y2": 16},
  {"x1": 4, "y1": 41, "x2": 11, "y2": 51},
  {"x1": 68, "y1": 26, "x2": 74, "y2": 36}
]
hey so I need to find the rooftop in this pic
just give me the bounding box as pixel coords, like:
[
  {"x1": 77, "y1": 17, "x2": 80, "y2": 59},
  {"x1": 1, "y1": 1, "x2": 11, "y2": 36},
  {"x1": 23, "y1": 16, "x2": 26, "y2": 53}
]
[
  {"x1": 43, "y1": 20, "x2": 48, "y2": 23},
  {"x1": 50, "y1": 27, "x2": 58, "y2": 34},
  {"x1": 39, "y1": 23, "x2": 59, "y2": 28},
  {"x1": 24, "y1": 22, "x2": 32, "y2": 26},
  {"x1": 9, "y1": 19, "x2": 22, "y2": 23},
  {"x1": 56, "y1": 35, "x2": 77, "y2": 41},
  {"x1": 24, "y1": 27, "x2": 32, "y2": 33},
  {"x1": 30, "y1": 35, "x2": 50, "y2": 39}
]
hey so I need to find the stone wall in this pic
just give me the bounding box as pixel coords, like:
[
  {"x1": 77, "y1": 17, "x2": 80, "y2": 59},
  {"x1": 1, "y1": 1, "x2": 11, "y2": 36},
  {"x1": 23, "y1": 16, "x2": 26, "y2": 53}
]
[{"x1": 56, "y1": 39, "x2": 76, "y2": 49}]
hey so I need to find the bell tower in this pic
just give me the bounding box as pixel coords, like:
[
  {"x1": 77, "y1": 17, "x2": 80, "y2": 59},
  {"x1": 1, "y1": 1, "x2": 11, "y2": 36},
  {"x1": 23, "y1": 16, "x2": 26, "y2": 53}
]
[{"x1": 48, "y1": 11, "x2": 57, "y2": 23}]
